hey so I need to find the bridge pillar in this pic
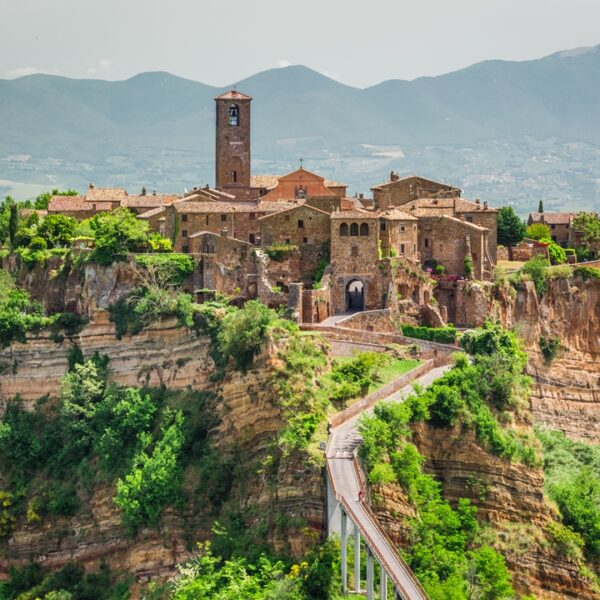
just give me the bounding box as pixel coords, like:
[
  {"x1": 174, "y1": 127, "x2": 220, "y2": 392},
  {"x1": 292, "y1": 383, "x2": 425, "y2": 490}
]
[
  {"x1": 394, "y1": 588, "x2": 403, "y2": 600},
  {"x1": 380, "y1": 566, "x2": 387, "y2": 600},
  {"x1": 341, "y1": 509, "x2": 348, "y2": 593},
  {"x1": 366, "y1": 547, "x2": 374, "y2": 600},
  {"x1": 354, "y1": 525, "x2": 361, "y2": 593}
]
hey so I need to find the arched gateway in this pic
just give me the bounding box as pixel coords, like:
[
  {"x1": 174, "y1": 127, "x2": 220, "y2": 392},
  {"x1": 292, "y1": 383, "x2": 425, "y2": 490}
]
[{"x1": 345, "y1": 278, "x2": 365, "y2": 312}]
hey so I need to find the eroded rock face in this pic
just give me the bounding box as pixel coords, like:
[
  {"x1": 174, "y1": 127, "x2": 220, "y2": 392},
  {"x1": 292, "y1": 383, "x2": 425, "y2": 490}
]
[{"x1": 0, "y1": 311, "x2": 213, "y2": 408}]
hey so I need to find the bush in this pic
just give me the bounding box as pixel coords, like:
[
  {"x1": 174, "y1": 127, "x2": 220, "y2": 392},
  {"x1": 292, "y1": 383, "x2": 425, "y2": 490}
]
[
  {"x1": 435, "y1": 264, "x2": 445, "y2": 275},
  {"x1": 217, "y1": 300, "x2": 276, "y2": 369},
  {"x1": 401, "y1": 324, "x2": 457, "y2": 344},
  {"x1": 520, "y1": 255, "x2": 549, "y2": 295},
  {"x1": 264, "y1": 242, "x2": 298, "y2": 261},
  {"x1": 526, "y1": 223, "x2": 551, "y2": 240},
  {"x1": 539, "y1": 336, "x2": 559, "y2": 363},
  {"x1": 464, "y1": 254, "x2": 474, "y2": 277},
  {"x1": 28, "y1": 236, "x2": 47, "y2": 251},
  {"x1": 574, "y1": 266, "x2": 600, "y2": 281},
  {"x1": 135, "y1": 253, "x2": 194, "y2": 285},
  {"x1": 548, "y1": 242, "x2": 567, "y2": 265}
]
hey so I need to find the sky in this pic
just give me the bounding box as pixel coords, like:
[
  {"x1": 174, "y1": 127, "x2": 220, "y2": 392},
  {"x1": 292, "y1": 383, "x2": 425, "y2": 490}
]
[{"x1": 1, "y1": 0, "x2": 600, "y2": 88}]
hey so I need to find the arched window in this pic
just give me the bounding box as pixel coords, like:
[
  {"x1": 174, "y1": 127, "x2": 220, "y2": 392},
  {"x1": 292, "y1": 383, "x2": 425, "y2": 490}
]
[
  {"x1": 360, "y1": 223, "x2": 369, "y2": 236},
  {"x1": 229, "y1": 104, "x2": 239, "y2": 126},
  {"x1": 339, "y1": 223, "x2": 349, "y2": 236},
  {"x1": 350, "y1": 222, "x2": 359, "y2": 236}
]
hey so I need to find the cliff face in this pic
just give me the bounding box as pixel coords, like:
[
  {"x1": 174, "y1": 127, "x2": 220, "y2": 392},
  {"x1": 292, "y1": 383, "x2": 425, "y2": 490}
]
[
  {"x1": 0, "y1": 318, "x2": 325, "y2": 579},
  {"x1": 440, "y1": 275, "x2": 600, "y2": 443},
  {"x1": 0, "y1": 311, "x2": 213, "y2": 408}
]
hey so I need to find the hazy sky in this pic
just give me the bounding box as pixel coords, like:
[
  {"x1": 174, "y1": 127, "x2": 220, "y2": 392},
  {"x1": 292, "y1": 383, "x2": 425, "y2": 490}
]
[{"x1": 1, "y1": 0, "x2": 599, "y2": 87}]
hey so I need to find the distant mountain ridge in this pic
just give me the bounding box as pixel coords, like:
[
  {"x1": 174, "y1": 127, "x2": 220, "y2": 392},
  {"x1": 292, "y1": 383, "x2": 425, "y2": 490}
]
[{"x1": 1, "y1": 45, "x2": 600, "y2": 212}]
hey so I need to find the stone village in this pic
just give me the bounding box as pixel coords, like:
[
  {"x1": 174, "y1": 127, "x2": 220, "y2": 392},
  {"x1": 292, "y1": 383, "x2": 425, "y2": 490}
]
[{"x1": 48, "y1": 89, "x2": 500, "y2": 327}]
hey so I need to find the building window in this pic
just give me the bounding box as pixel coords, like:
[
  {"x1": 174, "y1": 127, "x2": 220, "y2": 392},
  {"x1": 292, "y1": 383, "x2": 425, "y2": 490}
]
[
  {"x1": 380, "y1": 218, "x2": 386, "y2": 231},
  {"x1": 205, "y1": 215, "x2": 209, "y2": 225},
  {"x1": 221, "y1": 214, "x2": 227, "y2": 222},
  {"x1": 400, "y1": 225, "x2": 405, "y2": 232},
  {"x1": 351, "y1": 246, "x2": 358, "y2": 257},
  {"x1": 359, "y1": 223, "x2": 369, "y2": 236},
  {"x1": 182, "y1": 230, "x2": 188, "y2": 238},
  {"x1": 413, "y1": 244, "x2": 416, "y2": 252},
  {"x1": 182, "y1": 245, "x2": 189, "y2": 253},
  {"x1": 249, "y1": 212, "x2": 256, "y2": 220},
  {"x1": 229, "y1": 104, "x2": 239, "y2": 126},
  {"x1": 303, "y1": 237, "x2": 308, "y2": 244},
  {"x1": 340, "y1": 223, "x2": 349, "y2": 236},
  {"x1": 473, "y1": 252, "x2": 478, "y2": 261},
  {"x1": 285, "y1": 238, "x2": 291, "y2": 244},
  {"x1": 551, "y1": 224, "x2": 556, "y2": 229},
  {"x1": 181, "y1": 214, "x2": 188, "y2": 222},
  {"x1": 350, "y1": 222, "x2": 359, "y2": 236},
  {"x1": 424, "y1": 238, "x2": 430, "y2": 248},
  {"x1": 466, "y1": 215, "x2": 473, "y2": 223},
  {"x1": 298, "y1": 219, "x2": 304, "y2": 229},
  {"x1": 285, "y1": 215, "x2": 290, "y2": 221},
  {"x1": 249, "y1": 233, "x2": 255, "y2": 244},
  {"x1": 232, "y1": 171, "x2": 237, "y2": 183},
  {"x1": 400, "y1": 243, "x2": 405, "y2": 254}
]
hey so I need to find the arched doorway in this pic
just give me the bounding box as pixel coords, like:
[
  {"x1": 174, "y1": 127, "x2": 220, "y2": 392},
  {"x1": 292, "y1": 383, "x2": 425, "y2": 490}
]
[{"x1": 345, "y1": 278, "x2": 365, "y2": 312}]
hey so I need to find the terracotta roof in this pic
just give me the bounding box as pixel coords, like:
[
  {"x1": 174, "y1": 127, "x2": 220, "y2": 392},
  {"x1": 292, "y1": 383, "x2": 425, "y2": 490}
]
[
  {"x1": 258, "y1": 203, "x2": 330, "y2": 221},
  {"x1": 421, "y1": 214, "x2": 489, "y2": 232},
  {"x1": 86, "y1": 187, "x2": 128, "y2": 201},
  {"x1": 371, "y1": 175, "x2": 459, "y2": 191},
  {"x1": 183, "y1": 187, "x2": 236, "y2": 202},
  {"x1": 401, "y1": 197, "x2": 497, "y2": 214},
  {"x1": 330, "y1": 208, "x2": 375, "y2": 219},
  {"x1": 48, "y1": 196, "x2": 113, "y2": 212},
  {"x1": 380, "y1": 208, "x2": 418, "y2": 221},
  {"x1": 256, "y1": 200, "x2": 304, "y2": 213},
  {"x1": 172, "y1": 201, "x2": 258, "y2": 214},
  {"x1": 122, "y1": 195, "x2": 179, "y2": 208},
  {"x1": 528, "y1": 212, "x2": 574, "y2": 225},
  {"x1": 215, "y1": 90, "x2": 252, "y2": 101},
  {"x1": 138, "y1": 207, "x2": 166, "y2": 219}
]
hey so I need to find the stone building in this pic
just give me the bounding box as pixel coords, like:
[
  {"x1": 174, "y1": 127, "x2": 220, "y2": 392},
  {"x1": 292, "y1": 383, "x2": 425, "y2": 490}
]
[
  {"x1": 371, "y1": 174, "x2": 460, "y2": 211},
  {"x1": 527, "y1": 212, "x2": 577, "y2": 247}
]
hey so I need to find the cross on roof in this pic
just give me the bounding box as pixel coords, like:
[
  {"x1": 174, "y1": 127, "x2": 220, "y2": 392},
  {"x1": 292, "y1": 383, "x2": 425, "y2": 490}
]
[{"x1": 300, "y1": 157, "x2": 303, "y2": 168}]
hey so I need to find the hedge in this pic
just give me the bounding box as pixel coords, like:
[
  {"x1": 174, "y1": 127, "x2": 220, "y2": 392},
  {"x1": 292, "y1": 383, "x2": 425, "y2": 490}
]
[{"x1": 400, "y1": 324, "x2": 457, "y2": 344}]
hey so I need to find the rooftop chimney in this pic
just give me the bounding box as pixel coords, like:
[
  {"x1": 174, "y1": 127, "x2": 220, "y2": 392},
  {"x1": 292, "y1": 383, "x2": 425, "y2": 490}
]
[
  {"x1": 152, "y1": 190, "x2": 156, "y2": 196},
  {"x1": 483, "y1": 200, "x2": 488, "y2": 210},
  {"x1": 89, "y1": 182, "x2": 95, "y2": 189},
  {"x1": 475, "y1": 198, "x2": 480, "y2": 205},
  {"x1": 141, "y1": 186, "x2": 147, "y2": 196},
  {"x1": 221, "y1": 228, "x2": 228, "y2": 238}
]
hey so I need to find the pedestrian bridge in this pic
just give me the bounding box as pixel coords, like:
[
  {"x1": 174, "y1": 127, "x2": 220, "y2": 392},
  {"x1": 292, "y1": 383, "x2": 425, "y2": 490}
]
[{"x1": 326, "y1": 365, "x2": 451, "y2": 599}]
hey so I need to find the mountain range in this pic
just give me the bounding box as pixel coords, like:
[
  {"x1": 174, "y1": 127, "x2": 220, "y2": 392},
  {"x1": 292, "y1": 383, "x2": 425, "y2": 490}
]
[{"x1": 1, "y1": 45, "x2": 600, "y2": 214}]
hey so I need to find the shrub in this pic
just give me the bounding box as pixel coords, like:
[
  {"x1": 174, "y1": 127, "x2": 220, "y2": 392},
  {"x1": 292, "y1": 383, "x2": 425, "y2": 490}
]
[
  {"x1": 217, "y1": 300, "x2": 276, "y2": 369},
  {"x1": 37, "y1": 214, "x2": 77, "y2": 248},
  {"x1": 401, "y1": 324, "x2": 457, "y2": 344},
  {"x1": 264, "y1": 242, "x2": 298, "y2": 261},
  {"x1": 29, "y1": 236, "x2": 47, "y2": 251},
  {"x1": 464, "y1": 254, "x2": 474, "y2": 277},
  {"x1": 574, "y1": 266, "x2": 600, "y2": 281},
  {"x1": 520, "y1": 255, "x2": 549, "y2": 295},
  {"x1": 548, "y1": 242, "x2": 567, "y2": 265},
  {"x1": 369, "y1": 462, "x2": 396, "y2": 485},
  {"x1": 135, "y1": 253, "x2": 194, "y2": 285},
  {"x1": 539, "y1": 336, "x2": 559, "y2": 363},
  {"x1": 547, "y1": 521, "x2": 585, "y2": 562},
  {"x1": 526, "y1": 223, "x2": 551, "y2": 240},
  {"x1": 435, "y1": 264, "x2": 445, "y2": 275}
]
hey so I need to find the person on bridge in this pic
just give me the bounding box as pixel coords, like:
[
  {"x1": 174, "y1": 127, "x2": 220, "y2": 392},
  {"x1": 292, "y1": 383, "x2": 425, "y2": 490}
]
[{"x1": 358, "y1": 489, "x2": 364, "y2": 502}]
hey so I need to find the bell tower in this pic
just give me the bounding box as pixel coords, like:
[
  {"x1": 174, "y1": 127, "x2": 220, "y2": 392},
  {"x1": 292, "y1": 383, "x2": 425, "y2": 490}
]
[{"x1": 215, "y1": 90, "x2": 252, "y2": 193}]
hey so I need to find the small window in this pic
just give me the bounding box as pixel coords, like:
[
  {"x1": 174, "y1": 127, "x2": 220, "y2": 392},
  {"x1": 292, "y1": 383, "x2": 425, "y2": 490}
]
[
  {"x1": 285, "y1": 238, "x2": 291, "y2": 244},
  {"x1": 221, "y1": 214, "x2": 227, "y2": 222},
  {"x1": 413, "y1": 244, "x2": 416, "y2": 252},
  {"x1": 298, "y1": 219, "x2": 304, "y2": 229},
  {"x1": 182, "y1": 245, "x2": 189, "y2": 253},
  {"x1": 249, "y1": 212, "x2": 256, "y2": 220},
  {"x1": 380, "y1": 218, "x2": 386, "y2": 231},
  {"x1": 551, "y1": 224, "x2": 556, "y2": 229},
  {"x1": 400, "y1": 243, "x2": 405, "y2": 254},
  {"x1": 340, "y1": 223, "x2": 349, "y2": 236},
  {"x1": 350, "y1": 246, "x2": 359, "y2": 257},
  {"x1": 285, "y1": 215, "x2": 290, "y2": 221},
  {"x1": 400, "y1": 225, "x2": 405, "y2": 232},
  {"x1": 249, "y1": 233, "x2": 255, "y2": 244},
  {"x1": 182, "y1": 230, "x2": 188, "y2": 238},
  {"x1": 350, "y1": 223, "x2": 359, "y2": 236},
  {"x1": 205, "y1": 215, "x2": 209, "y2": 225},
  {"x1": 424, "y1": 238, "x2": 430, "y2": 248},
  {"x1": 232, "y1": 171, "x2": 237, "y2": 183},
  {"x1": 466, "y1": 215, "x2": 473, "y2": 223},
  {"x1": 303, "y1": 237, "x2": 308, "y2": 244},
  {"x1": 181, "y1": 214, "x2": 188, "y2": 222},
  {"x1": 359, "y1": 223, "x2": 369, "y2": 236},
  {"x1": 472, "y1": 252, "x2": 478, "y2": 261}
]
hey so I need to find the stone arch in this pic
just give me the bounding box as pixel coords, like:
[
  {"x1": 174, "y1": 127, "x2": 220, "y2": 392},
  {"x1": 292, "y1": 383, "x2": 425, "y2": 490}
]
[
  {"x1": 345, "y1": 277, "x2": 365, "y2": 312},
  {"x1": 350, "y1": 222, "x2": 359, "y2": 236},
  {"x1": 359, "y1": 223, "x2": 369, "y2": 236},
  {"x1": 339, "y1": 222, "x2": 349, "y2": 236}
]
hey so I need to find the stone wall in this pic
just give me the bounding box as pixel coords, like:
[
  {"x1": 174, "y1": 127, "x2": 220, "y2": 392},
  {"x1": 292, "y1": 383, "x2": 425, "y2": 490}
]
[
  {"x1": 301, "y1": 287, "x2": 332, "y2": 323},
  {"x1": 336, "y1": 309, "x2": 396, "y2": 333}
]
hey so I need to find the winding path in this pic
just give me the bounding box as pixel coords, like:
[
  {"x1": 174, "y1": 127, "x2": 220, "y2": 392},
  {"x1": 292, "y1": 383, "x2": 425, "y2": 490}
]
[{"x1": 326, "y1": 365, "x2": 451, "y2": 599}]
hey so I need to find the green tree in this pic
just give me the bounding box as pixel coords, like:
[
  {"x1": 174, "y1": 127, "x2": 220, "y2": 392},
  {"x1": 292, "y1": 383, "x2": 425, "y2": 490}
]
[
  {"x1": 89, "y1": 207, "x2": 150, "y2": 265},
  {"x1": 467, "y1": 546, "x2": 513, "y2": 600},
  {"x1": 538, "y1": 200, "x2": 544, "y2": 213},
  {"x1": 526, "y1": 223, "x2": 551, "y2": 241},
  {"x1": 8, "y1": 203, "x2": 18, "y2": 248},
  {"x1": 548, "y1": 242, "x2": 567, "y2": 265},
  {"x1": 37, "y1": 214, "x2": 77, "y2": 248},
  {"x1": 571, "y1": 212, "x2": 600, "y2": 251},
  {"x1": 496, "y1": 206, "x2": 526, "y2": 247},
  {"x1": 34, "y1": 188, "x2": 78, "y2": 210}
]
